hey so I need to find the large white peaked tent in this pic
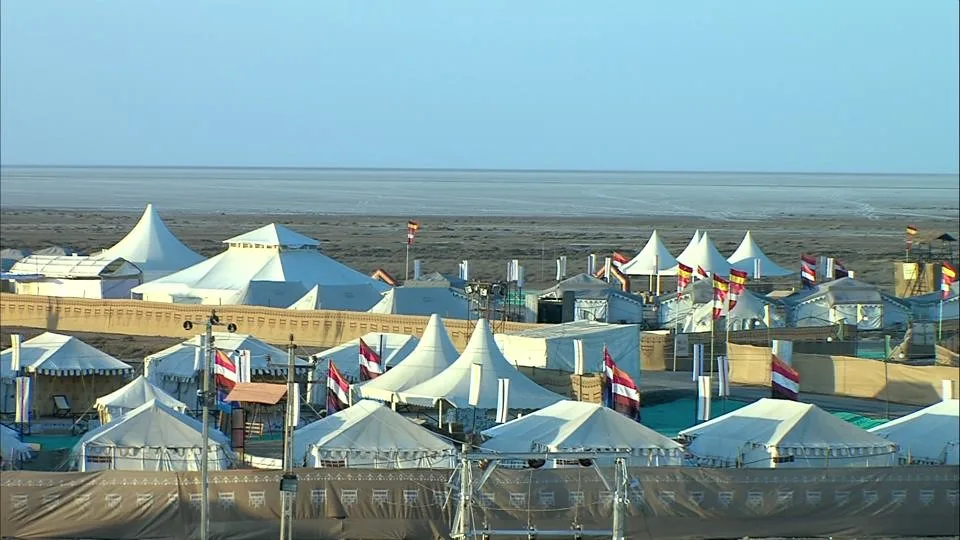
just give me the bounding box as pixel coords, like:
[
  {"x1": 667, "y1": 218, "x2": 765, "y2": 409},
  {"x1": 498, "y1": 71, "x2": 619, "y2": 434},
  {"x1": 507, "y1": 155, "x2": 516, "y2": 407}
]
[
  {"x1": 98, "y1": 204, "x2": 205, "y2": 280},
  {"x1": 869, "y1": 399, "x2": 959, "y2": 465},
  {"x1": 679, "y1": 398, "x2": 897, "y2": 468},
  {"x1": 293, "y1": 400, "x2": 457, "y2": 468},
  {"x1": 675, "y1": 230, "x2": 702, "y2": 266},
  {"x1": 94, "y1": 375, "x2": 189, "y2": 424},
  {"x1": 398, "y1": 319, "x2": 565, "y2": 410},
  {"x1": 132, "y1": 224, "x2": 389, "y2": 310},
  {"x1": 727, "y1": 231, "x2": 792, "y2": 278},
  {"x1": 675, "y1": 232, "x2": 731, "y2": 276},
  {"x1": 355, "y1": 315, "x2": 460, "y2": 403},
  {"x1": 72, "y1": 399, "x2": 233, "y2": 472},
  {"x1": 481, "y1": 400, "x2": 684, "y2": 467},
  {"x1": 619, "y1": 230, "x2": 678, "y2": 276}
]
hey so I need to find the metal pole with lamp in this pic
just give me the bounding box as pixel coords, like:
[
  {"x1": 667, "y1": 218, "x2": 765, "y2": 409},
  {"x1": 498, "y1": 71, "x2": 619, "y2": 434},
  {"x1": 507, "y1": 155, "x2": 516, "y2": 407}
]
[
  {"x1": 182, "y1": 311, "x2": 237, "y2": 540},
  {"x1": 279, "y1": 334, "x2": 299, "y2": 540}
]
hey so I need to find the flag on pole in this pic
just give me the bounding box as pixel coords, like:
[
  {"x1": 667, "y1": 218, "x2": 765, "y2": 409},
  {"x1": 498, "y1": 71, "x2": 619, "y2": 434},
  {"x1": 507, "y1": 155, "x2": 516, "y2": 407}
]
[
  {"x1": 326, "y1": 360, "x2": 350, "y2": 414},
  {"x1": 677, "y1": 263, "x2": 693, "y2": 291},
  {"x1": 495, "y1": 378, "x2": 510, "y2": 423},
  {"x1": 214, "y1": 350, "x2": 239, "y2": 412},
  {"x1": 906, "y1": 225, "x2": 918, "y2": 251},
  {"x1": 771, "y1": 354, "x2": 800, "y2": 400},
  {"x1": 712, "y1": 275, "x2": 729, "y2": 320},
  {"x1": 612, "y1": 251, "x2": 629, "y2": 266},
  {"x1": 728, "y1": 269, "x2": 748, "y2": 311},
  {"x1": 800, "y1": 254, "x2": 817, "y2": 288},
  {"x1": 696, "y1": 265, "x2": 709, "y2": 280},
  {"x1": 603, "y1": 347, "x2": 641, "y2": 421},
  {"x1": 943, "y1": 262, "x2": 958, "y2": 299},
  {"x1": 358, "y1": 338, "x2": 383, "y2": 381},
  {"x1": 407, "y1": 220, "x2": 421, "y2": 246}
]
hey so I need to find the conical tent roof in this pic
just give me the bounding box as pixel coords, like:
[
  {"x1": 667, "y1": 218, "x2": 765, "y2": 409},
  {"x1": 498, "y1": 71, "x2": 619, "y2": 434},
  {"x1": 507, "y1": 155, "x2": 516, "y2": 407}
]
[
  {"x1": 481, "y1": 400, "x2": 683, "y2": 455},
  {"x1": 0, "y1": 332, "x2": 133, "y2": 377},
  {"x1": 293, "y1": 399, "x2": 456, "y2": 464},
  {"x1": 397, "y1": 319, "x2": 565, "y2": 409},
  {"x1": 94, "y1": 375, "x2": 188, "y2": 414},
  {"x1": 223, "y1": 223, "x2": 320, "y2": 248},
  {"x1": 356, "y1": 315, "x2": 461, "y2": 402},
  {"x1": 675, "y1": 230, "x2": 702, "y2": 266},
  {"x1": 727, "y1": 231, "x2": 792, "y2": 278},
  {"x1": 98, "y1": 204, "x2": 204, "y2": 280},
  {"x1": 675, "y1": 232, "x2": 731, "y2": 276},
  {"x1": 869, "y1": 399, "x2": 960, "y2": 465},
  {"x1": 619, "y1": 230, "x2": 678, "y2": 276}
]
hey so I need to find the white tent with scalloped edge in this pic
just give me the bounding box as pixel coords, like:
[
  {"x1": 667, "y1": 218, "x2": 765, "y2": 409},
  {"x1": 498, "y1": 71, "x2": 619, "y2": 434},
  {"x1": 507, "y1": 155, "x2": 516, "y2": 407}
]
[
  {"x1": 619, "y1": 230, "x2": 678, "y2": 276},
  {"x1": 869, "y1": 399, "x2": 959, "y2": 465},
  {"x1": 727, "y1": 231, "x2": 792, "y2": 278},
  {"x1": 97, "y1": 204, "x2": 205, "y2": 280}
]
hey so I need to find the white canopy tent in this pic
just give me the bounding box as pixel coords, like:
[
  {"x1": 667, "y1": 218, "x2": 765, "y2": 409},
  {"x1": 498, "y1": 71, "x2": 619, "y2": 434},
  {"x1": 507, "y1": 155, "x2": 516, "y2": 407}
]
[
  {"x1": 679, "y1": 398, "x2": 898, "y2": 468},
  {"x1": 398, "y1": 319, "x2": 565, "y2": 410},
  {"x1": 311, "y1": 333, "x2": 420, "y2": 391},
  {"x1": 675, "y1": 232, "x2": 732, "y2": 276},
  {"x1": 293, "y1": 400, "x2": 457, "y2": 468},
  {"x1": 674, "y1": 230, "x2": 702, "y2": 266},
  {"x1": 96, "y1": 203, "x2": 205, "y2": 281},
  {"x1": 355, "y1": 315, "x2": 460, "y2": 403},
  {"x1": 0, "y1": 332, "x2": 134, "y2": 416},
  {"x1": 619, "y1": 230, "x2": 679, "y2": 277},
  {"x1": 1, "y1": 424, "x2": 32, "y2": 467},
  {"x1": 133, "y1": 224, "x2": 389, "y2": 310},
  {"x1": 481, "y1": 400, "x2": 683, "y2": 467},
  {"x1": 494, "y1": 321, "x2": 641, "y2": 382},
  {"x1": 144, "y1": 332, "x2": 311, "y2": 405},
  {"x1": 726, "y1": 231, "x2": 792, "y2": 278},
  {"x1": 368, "y1": 287, "x2": 475, "y2": 319},
  {"x1": 869, "y1": 399, "x2": 959, "y2": 465},
  {"x1": 682, "y1": 289, "x2": 784, "y2": 333},
  {"x1": 72, "y1": 399, "x2": 233, "y2": 472},
  {"x1": 94, "y1": 375, "x2": 189, "y2": 424}
]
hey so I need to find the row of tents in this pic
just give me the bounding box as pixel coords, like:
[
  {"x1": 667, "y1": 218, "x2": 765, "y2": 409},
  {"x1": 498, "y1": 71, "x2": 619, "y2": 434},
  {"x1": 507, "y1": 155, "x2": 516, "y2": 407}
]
[{"x1": 619, "y1": 229, "x2": 791, "y2": 278}]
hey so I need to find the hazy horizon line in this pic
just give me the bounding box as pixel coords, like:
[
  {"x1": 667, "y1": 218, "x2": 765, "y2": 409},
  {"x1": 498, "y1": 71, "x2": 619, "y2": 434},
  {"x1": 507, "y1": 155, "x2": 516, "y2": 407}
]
[{"x1": 1, "y1": 164, "x2": 957, "y2": 177}]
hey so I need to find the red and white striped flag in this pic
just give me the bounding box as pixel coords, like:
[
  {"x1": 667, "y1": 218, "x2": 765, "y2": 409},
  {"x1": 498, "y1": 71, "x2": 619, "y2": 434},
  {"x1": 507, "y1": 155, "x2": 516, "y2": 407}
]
[
  {"x1": 214, "y1": 350, "x2": 239, "y2": 412},
  {"x1": 326, "y1": 359, "x2": 350, "y2": 413},
  {"x1": 612, "y1": 251, "x2": 630, "y2": 266},
  {"x1": 771, "y1": 355, "x2": 800, "y2": 400},
  {"x1": 712, "y1": 275, "x2": 729, "y2": 320},
  {"x1": 677, "y1": 262, "x2": 693, "y2": 291},
  {"x1": 800, "y1": 254, "x2": 817, "y2": 288},
  {"x1": 603, "y1": 347, "x2": 641, "y2": 421},
  {"x1": 943, "y1": 262, "x2": 958, "y2": 300},
  {"x1": 406, "y1": 220, "x2": 421, "y2": 246},
  {"x1": 728, "y1": 269, "x2": 748, "y2": 311},
  {"x1": 358, "y1": 338, "x2": 383, "y2": 380},
  {"x1": 696, "y1": 265, "x2": 709, "y2": 280}
]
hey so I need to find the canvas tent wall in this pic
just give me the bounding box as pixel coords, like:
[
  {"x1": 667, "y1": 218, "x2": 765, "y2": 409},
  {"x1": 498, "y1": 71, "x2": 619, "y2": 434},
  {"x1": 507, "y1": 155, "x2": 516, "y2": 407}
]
[
  {"x1": 132, "y1": 224, "x2": 388, "y2": 310},
  {"x1": 354, "y1": 315, "x2": 460, "y2": 404},
  {"x1": 367, "y1": 287, "x2": 475, "y2": 319},
  {"x1": 573, "y1": 290, "x2": 645, "y2": 324},
  {"x1": 9, "y1": 255, "x2": 142, "y2": 299},
  {"x1": 784, "y1": 277, "x2": 912, "y2": 330},
  {"x1": 726, "y1": 231, "x2": 792, "y2": 278},
  {"x1": 310, "y1": 333, "x2": 420, "y2": 399},
  {"x1": 94, "y1": 375, "x2": 189, "y2": 424},
  {"x1": 494, "y1": 321, "x2": 642, "y2": 382},
  {"x1": 143, "y1": 332, "x2": 311, "y2": 405},
  {"x1": 293, "y1": 400, "x2": 457, "y2": 468},
  {"x1": 71, "y1": 400, "x2": 233, "y2": 472},
  {"x1": 0, "y1": 333, "x2": 134, "y2": 416},
  {"x1": 678, "y1": 398, "x2": 898, "y2": 468},
  {"x1": 480, "y1": 400, "x2": 683, "y2": 468},
  {"x1": 868, "y1": 399, "x2": 959, "y2": 465},
  {"x1": 96, "y1": 204, "x2": 205, "y2": 281}
]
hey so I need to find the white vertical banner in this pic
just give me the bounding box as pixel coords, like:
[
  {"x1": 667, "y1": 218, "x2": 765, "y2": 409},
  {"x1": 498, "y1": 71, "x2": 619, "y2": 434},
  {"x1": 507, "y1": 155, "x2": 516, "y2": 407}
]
[
  {"x1": 239, "y1": 349, "x2": 252, "y2": 383},
  {"x1": 825, "y1": 257, "x2": 835, "y2": 281},
  {"x1": 697, "y1": 375, "x2": 712, "y2": 422},
  {"x1": 495, "y1": 378, "x2": 510, "y2": 423},
  {"x1": 306, "y1": 364, "x2": 317, "y2": 404},
  {"x1": 587, "y1": 254, "x2": 597, "y2": 276},
  {"x1": 10, "y1": 334, "x2": 22, "y2": 372},
  {"x1": 15, "y1": 376, "x2": 32, "y2": 424},
  {"x1": 603, "y1": 257, "x2": 613, "y2": 282},
  {"x1": 573, "y1": 339, "x2": 586, "y2": 375},
  {"x1": 290, "y1": 383, "x2": 301, "y2": 427},
  {"x1": 468, "y1": 363, "x2": 483, "y2": 407},
  {"x1": 754, "y1": 257, "x2": 762, "y2": 279},
  {"x1": 517, "y1": 266, "x2": 525, "y2": 289},
  {"x1": 193, "y1": 334, "x2": 206, "y2": 372},
  {"x1": 718, "y1": 355, "x2": 730, "y2": 397}
]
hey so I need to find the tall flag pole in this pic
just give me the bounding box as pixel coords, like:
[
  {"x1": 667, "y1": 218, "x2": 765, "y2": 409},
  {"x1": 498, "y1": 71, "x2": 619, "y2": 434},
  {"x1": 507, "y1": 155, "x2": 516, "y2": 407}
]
[
  {"x1": 602, "y1": 346, "x2": 641, "y2": 422},
  {"x1": 673, "y1": 263, "x2": 694, "y2": 372},
  {"x1": 727, "y1": 269, "x2": 748, "y2": 365},
  {"x1": 906, "y1": 225, "x2": 918, "y2": 260},
  {"x1": 405, "y1": 220, "x2": 421, "y2": 282},
  {"x1": 358, "y1": 338, "x2": 383, "y2": 381},
  {"x1": 711, "y1": 274, "x2": 729, "y2": 378},
  {"x1": 941, "y1": 262, "x2": 958, "y2": 342},
  {"x1": 800, "y1": 254, "x2": 817, "y2": 288},
  {"x1": 326, "y1": 360, "x2": 350, "y2": 414}
]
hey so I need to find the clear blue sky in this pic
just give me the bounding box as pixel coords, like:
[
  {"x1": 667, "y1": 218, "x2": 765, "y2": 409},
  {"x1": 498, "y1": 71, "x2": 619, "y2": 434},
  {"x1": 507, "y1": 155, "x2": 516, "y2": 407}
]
[{"x1": 1, "y1": 1, "x2": 958, "y2": 173}]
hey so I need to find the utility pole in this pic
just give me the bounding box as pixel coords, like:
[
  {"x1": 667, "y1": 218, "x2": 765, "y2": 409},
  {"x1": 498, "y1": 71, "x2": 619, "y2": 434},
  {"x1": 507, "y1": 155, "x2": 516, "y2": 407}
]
[
  {"x1": 279, "y1": 334, "x2": 297, "y2": 540},
  {"x1": 182, "y1": 310, "x2": 237, "y2": 540}
]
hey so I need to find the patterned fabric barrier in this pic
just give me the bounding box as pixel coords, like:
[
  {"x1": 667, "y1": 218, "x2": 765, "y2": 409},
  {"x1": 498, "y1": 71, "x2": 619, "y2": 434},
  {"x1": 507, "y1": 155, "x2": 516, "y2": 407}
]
[{"x1": 1, "y1": 466, "x2": 958, "y2": 539}]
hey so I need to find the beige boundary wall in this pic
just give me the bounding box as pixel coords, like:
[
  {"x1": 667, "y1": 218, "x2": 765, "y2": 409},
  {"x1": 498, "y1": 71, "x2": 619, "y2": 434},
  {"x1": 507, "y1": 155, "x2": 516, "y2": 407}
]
[
  {"x1": 0, "y1": 293, "x2": 540, "y2": 350},
  {"x1": 728, "y1": 342, "x2": 960, "y2": 406}
]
